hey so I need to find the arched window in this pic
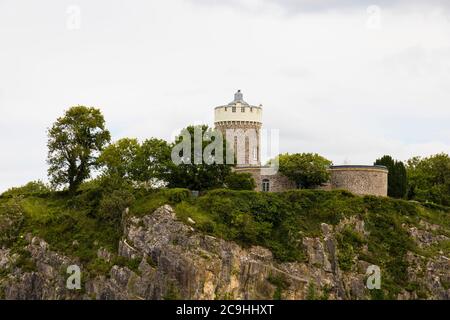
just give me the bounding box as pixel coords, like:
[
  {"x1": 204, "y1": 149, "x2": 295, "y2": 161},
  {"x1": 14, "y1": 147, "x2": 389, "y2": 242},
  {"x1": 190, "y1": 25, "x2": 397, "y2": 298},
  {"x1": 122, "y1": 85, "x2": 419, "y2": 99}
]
[{"x1": 262, "y1": 179, "x2": 270, "y2": 192}]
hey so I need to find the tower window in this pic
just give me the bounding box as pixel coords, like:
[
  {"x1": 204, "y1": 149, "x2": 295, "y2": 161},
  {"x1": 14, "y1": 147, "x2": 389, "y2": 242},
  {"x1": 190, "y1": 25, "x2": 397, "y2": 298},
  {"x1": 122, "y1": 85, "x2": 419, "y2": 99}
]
[
  {"x1": 262, "y1": 179, "x2": 270, "y2": 192},
  {"x1": 241, "y1": 107, "x2": 245, "y2": 112},
  {"x1": 232, "y1": 107, "x2": 236, "y2": 112}
]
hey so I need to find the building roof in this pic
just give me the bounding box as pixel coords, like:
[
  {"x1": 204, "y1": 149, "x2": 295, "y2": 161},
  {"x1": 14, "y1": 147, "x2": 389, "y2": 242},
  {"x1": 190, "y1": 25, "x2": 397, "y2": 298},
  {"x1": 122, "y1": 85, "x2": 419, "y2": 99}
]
[
  {"x1": 329, "y1": 165, "x2": 388, "y2": 171},
  {"x1": 228, "y1": 90, "x2": 249, "y2": 106}
]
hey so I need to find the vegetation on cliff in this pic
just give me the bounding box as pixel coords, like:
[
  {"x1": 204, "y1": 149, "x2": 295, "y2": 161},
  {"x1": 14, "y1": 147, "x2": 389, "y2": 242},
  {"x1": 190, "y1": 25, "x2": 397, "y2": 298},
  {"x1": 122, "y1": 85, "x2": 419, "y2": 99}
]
[
  {"x1": 1, "y1": 106, "x2": 449, "y2": 299},
  {"x1": 1, "y1": 182, "x2": 448, "y2": 299}
]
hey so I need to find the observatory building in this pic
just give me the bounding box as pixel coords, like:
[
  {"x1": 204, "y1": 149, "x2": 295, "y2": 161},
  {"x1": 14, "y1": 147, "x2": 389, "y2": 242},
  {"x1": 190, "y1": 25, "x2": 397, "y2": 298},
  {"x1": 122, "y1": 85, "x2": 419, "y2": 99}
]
[{"x1": 213, "y1": 90, "x2": 388, "y2": 196}]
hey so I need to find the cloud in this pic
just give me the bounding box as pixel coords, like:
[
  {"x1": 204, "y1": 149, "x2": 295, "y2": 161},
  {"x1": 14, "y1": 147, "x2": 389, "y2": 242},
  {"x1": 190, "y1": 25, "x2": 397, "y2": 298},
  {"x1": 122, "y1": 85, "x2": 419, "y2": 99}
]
[
  {"x1": 0, "y1": 0, "x2": 449, "y2": 192},
  {"x1": 190, "y1": 0, "x2": 450, "y2": 13}
]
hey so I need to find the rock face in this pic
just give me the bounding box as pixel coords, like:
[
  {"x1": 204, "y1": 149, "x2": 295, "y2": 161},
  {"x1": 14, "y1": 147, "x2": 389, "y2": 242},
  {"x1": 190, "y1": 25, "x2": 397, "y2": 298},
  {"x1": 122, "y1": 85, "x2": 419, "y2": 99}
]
[{"x1": 0, "y1": 205, "x2": 448, "y2": 300}]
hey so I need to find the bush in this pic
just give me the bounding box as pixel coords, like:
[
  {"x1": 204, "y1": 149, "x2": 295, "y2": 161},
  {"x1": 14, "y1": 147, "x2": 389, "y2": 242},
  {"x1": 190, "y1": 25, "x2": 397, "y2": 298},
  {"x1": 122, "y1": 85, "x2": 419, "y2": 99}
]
[
  {"x1": 276, "y1": 153, "x2": 332, "y2": 188},
  {"x1": 97, "y1": 190, "x2": 135, "y2": 223},
  {"x1": 162, "y1": 188, "x2": 191, "y2": 203},
  {"x1": 225, "y1": 172, "x2": 256, "y2": 190},
  {"x1": 0, "y1": 199, "x2": 25, "y2": 246},
  {"x1": 1, "y1": 181, "x2": 50, "y2": 198}
]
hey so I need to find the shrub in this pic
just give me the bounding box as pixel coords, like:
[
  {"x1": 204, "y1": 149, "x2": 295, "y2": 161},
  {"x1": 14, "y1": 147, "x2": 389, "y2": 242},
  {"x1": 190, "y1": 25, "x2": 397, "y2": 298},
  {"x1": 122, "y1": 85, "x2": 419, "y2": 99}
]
[
  {"x1": 97, "y1": 190, "x2": 135, "y2": 223},
  {"x1": 0, "y1": 199, "x2": 25, "y2": 246},
  {"x1": 1, "y1": 181, "x2": 50, "y2": 198},
  {"x1": 163, "y1": 188, "x2": 191, "y2": 203},
  {"x1": 225, "y1": 172, "x2": 256, "y2": 190}
]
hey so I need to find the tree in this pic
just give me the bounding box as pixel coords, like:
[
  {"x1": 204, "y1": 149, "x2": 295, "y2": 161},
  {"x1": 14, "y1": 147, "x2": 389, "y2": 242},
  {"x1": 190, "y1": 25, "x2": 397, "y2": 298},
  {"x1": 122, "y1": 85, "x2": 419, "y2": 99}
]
[
  {"x1": 47, "y1": 106, "x2": 111, "y2": 193},
  {"x1": 98, "y1": 138, "x2": 140, "y2": 179},
  {"x1": 167, "y1": 125, "x2": 232, "y2": 190},
  {"x1": 132, "y1": 138, "x2": 172, "y2": 185},
  {"x1": 277, "y1": 153, "x2": 332, "y2": 188},
  {"x1": 98, "y1": 138, "x2": 172, "y2": 188},
  {"x1": 225, "y1": 172, "x2": 256, "y2": 190},
  {"x1": 406, "y1": 153, "x2": 450, "y2": 206},
  {"x1": 374, "y1": 155, "x2": 407, "y2": 198}
]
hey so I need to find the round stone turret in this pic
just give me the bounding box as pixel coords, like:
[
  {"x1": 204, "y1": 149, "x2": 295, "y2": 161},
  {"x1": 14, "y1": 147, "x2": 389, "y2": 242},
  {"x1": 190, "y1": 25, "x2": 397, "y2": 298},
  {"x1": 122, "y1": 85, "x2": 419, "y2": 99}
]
[
  {"x1": 214, "y1": 90, "x2": 262, "y2": 166},
  {"x1": 329, "y1": 165, "x2": 388, "y2": 196}
]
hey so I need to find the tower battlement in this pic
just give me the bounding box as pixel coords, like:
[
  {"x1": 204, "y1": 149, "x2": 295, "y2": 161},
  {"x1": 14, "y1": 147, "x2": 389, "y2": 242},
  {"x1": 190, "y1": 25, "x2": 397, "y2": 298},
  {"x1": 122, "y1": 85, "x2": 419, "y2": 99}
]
[{"x1": 214, "y1": 90, "x2": 262, "y2": 166}]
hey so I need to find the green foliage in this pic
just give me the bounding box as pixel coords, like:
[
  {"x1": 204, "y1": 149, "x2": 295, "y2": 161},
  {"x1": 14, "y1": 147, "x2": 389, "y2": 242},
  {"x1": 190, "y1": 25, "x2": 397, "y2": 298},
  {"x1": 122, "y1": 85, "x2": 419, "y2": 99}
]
[
  {"x1": 98, "y1": 138, "x2": 140, "y2": 179},
  {"x1": 133, "y1": 138, "x2": 172, "y2": 184},
  {"x1": 0, "y1": 198, "x2": 25, "y2": 246},
  {"x1": 1, "y1": 181, "x2": 51, "y2": 198},
  {"x1": 11, "y1": 248, "x2": 37, "y2": 273},
  {"x1": 97, "y1": 137, "x2": 172, "y2": 188},
  {"x1": 406, "y1": 153, "x2": 450, "y2": 206},
  {"x1": 306, "y1": 282, "x2": 318, "y2": 300},
  {"x1": 277, "y1": 153, "x2": 332, "y2": 188},
  {"x1": 97, "y1": 189, "x2": 135, "y2": 223},
  {"x1": 1, "y1": 180, "x2": 448, "y2": 300},
  {"x1": 175, "y1": 189, "x2": 363, "y2": 262},
  {"x1": 336, "y1": 227, "x2": 366, "y2": 271},
  {"x1": 225, "y1": 172, "x2": 256, "y2": 190},
  {"x1": 163, "y1": 188, "x2": 191, "y2": 203},
  {"x1": 1, "y1": 186, "x2": 121, "y2": 266},
  {"x1": 268, "y1": 274, "x2": 289, "y2": 300},
  {"x1": 172, "y1": 189, "x2": 448, "y2": 298},
  {"x1": 130, "y1": 188, "x2": 190, "y2": 216},
  {"x1": 374, "y1": 155, "x2": 407, "y2": 198},
  {"x1": 47, "y1": 106, "x2": 111, "y2": 193},
  {"x1": 167, "y1": 125, "x2": 233, "y2": 191},
  {"x1": 163, "y1": 282, "x2": 182, "y2": 300}
]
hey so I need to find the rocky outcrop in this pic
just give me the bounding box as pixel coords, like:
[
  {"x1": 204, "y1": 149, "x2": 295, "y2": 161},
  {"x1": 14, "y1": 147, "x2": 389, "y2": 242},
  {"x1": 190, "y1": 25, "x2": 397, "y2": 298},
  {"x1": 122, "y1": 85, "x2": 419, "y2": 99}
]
[{"x1": 0, "y1": 205, "x2": 448, "y2": 300}]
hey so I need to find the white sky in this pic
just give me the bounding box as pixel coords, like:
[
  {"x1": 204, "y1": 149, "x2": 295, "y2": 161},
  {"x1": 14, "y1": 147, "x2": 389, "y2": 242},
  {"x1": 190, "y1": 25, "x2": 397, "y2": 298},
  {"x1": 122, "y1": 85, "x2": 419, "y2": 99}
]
[{"x1": 1, "y1": 0, "x2": 450, "y2": 192}]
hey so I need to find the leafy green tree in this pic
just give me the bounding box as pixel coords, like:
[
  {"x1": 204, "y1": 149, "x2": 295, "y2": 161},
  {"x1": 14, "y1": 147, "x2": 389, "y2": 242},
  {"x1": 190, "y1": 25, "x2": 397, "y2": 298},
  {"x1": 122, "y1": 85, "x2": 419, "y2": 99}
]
[
  {"x1": 98, "y1": 138, "x2": 172, "y2": 188},
  {"x1": 277, "y1": 153, "x2": 332, "y2": 188},
  {"x1": 374, "y1": 155, "x2": 407, "y2": 198},
  {"x1": 98, "y1": 138, "x2": 140, "y2": 179},
  {"x1": 47, "y1": 106, "x2": 111, "y2": 193},
  {"x1": 167, "y1": 125, "x2": 232, "y2": 190},
  {"x1": 225, "y1": 172, "x2": 256, "y2": 190},
  {"x1": 406, "y1": 153, "x2": 450, "y2": 206},
  {"x1": 132, "y1": 138, "x2": 172, "y2": 184}
]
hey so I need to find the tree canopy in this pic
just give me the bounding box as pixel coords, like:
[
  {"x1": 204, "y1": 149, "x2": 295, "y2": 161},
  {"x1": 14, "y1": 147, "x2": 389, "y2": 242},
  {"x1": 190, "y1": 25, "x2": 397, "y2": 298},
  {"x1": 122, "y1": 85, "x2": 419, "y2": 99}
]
[
  {"x1": 374, "y1": 155, "x2": 407, "y2": 198},
  {"x1": 225, "y1": 172, "x2": 256, "y2": 190},
  {"x1": 406, "y1": 153, "x2": 450, "y2": 206},
  {"x1": 47, "y1": 106, "x2": 110, "y2": 193},
  {"x1": 277, "y1": 153, "x2": 332, "y2": 189},
  {"x1": 98, "y1": 137, "x2": 171, "y2": 187},
  {"x1": 167, "y1": 125, "x2": 233, "y2": 190}
]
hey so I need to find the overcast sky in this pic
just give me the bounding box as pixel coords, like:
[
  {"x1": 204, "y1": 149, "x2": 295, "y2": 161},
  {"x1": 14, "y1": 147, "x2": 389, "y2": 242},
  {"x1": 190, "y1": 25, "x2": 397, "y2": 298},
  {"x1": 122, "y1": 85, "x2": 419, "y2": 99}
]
[{"x1": 1, "y1": 0, "x2": 450, "y2": 192}]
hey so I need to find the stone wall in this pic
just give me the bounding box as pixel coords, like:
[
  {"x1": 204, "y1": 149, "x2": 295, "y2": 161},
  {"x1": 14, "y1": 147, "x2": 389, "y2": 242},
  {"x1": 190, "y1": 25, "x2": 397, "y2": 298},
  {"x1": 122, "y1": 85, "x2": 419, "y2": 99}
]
[
  {"x1": 329, "y1": 165, "x2": 388, "y2": 197},
  {"x1": 235, "y1": 165, "x2": 388, "y2": 196}
]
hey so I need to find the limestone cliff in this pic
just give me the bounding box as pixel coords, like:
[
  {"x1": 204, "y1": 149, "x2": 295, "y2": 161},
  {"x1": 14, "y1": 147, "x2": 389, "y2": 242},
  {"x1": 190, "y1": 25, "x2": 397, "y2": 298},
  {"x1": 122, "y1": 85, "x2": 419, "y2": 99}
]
[{"x1": 0, "y1": 205, "x2": 448, "y2": 300}]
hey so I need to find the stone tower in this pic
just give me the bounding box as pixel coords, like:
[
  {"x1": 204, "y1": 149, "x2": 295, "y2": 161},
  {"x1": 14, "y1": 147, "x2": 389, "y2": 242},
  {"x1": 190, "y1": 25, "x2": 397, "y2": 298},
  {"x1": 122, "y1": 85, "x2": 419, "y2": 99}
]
[{"x1": 214, "y1": 90, "x2": 262, "y2": 166}]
